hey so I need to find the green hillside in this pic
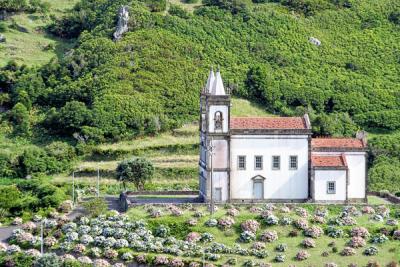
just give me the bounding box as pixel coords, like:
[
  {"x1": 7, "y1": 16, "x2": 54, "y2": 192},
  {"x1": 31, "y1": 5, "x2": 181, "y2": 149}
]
[
  {"x1": 0, "y1": 0, "x2": 78, "y2": 66},
  {"x1": 0, "y1": 0, "x2": 400, "y2": 195}
]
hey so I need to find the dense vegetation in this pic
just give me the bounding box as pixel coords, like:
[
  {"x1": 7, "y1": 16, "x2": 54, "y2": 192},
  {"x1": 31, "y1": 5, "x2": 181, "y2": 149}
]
[
  {"x1": 0, "y1": 178, "x2": 69, "y2": 223},
  {"x1": 0, "y1": 0, "x2": 399, "y2": 193},
  {"x1": 0, "y1": 0, "x2": 50, "y2": 13}
]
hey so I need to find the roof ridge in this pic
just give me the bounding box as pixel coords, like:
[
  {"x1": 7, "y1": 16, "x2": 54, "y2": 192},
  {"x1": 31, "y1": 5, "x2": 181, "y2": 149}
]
[
  {"x1": 231, "y1": 116, "x2": 302, "y2": 119},
  {"x1": 313, "y1": 137, "x2": 360, "y2": 139}
]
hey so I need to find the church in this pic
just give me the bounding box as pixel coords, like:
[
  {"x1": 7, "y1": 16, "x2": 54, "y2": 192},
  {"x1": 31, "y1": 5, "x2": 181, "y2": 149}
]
[{"x1": 199, "y1": 69, "x2": 368, "y2": 203}]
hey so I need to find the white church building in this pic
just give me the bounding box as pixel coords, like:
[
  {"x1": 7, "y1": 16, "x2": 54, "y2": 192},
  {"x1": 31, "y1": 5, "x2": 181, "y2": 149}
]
[{"x1": 199, "y1": 69, "x2": 368, "y2": 203}]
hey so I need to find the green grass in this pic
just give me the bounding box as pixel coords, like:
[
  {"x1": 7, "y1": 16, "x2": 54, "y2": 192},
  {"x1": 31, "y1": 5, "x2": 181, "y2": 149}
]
[
  {"x1": 168, "y1": 0, "x2": 203, "y2": 12},
  {"x1": 126, "y1": 204, "x2": 400, "y2": 266},
  {"x1": 368, "y1": 195, "x2": 391, "y2": 205},
  {"x1": 231, "y1": 97, "x2": 274, "y2": 117},
  {"x1": 95, "y1": 124, "x2": 198, "y2": 153},
  {"x1": 0, "y1": 0, "x2": 77, "y2": 66}
]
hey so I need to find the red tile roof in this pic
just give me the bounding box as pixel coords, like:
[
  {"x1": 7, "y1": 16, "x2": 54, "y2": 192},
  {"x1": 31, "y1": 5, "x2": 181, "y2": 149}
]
[
  {"x1": 312, "y1": 138, "x2": 365, "y2": 149},
  {"x1": 311, "y1": 154, "x2": 347, "y2": 168},
  {"x1": 230, "y1": 117, "x2": 307, "y2": 130}
]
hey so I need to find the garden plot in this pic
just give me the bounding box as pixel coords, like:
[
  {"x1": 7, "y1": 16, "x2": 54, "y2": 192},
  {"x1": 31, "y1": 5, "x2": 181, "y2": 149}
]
[{"x1": 1, "y1": 204, "x2": 399, "y2": 266}]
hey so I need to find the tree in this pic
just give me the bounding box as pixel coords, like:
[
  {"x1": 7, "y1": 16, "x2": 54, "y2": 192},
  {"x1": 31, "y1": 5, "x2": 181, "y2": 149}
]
[
  {"x1": 9, "y1": 102, "x2": 31, "y2": 137},
  {"x1": 57, "y1": 101, "x2": 92, "y2": 134},
  {"x1": 116, "y1": 158, "x2": 154, "y2": 190}
]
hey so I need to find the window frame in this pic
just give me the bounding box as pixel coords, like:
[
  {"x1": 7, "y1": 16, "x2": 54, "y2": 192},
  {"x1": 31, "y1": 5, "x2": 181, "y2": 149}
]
[
  {"x1": 289, "y1": 155, "x2": 298, "y2": 170},
  {"x1": 238, "y1": 155, "x2": 246, "y2": 170},
  {"x1": 327, "y1": 181, "x2": 336, "y2": 194},
  {"x1": 254, "y1": 155, "x2": 263, "y2": 170},
  {"x1": 272, "y1": 155, "x2": 280, "y2": 170}
]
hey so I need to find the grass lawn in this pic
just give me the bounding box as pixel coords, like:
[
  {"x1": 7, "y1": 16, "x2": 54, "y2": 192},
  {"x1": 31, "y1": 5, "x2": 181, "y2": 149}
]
[
  {"x1": 0, "y1": 0, "x2": 77, "y2": 66},
  {"x1": 368, "y1": 195, "x2": 391, "y2": 205},
  {"x1": 168, "y1": 0, "x2": 203, "y2": 12},
  {"x1": 126, "y1": 204, "x2": 400, "y2": 266}
]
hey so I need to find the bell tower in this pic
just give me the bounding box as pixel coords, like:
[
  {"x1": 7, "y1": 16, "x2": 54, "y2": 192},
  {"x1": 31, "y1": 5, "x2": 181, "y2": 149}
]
[{"x1": 199, "y1": 68, "x2": 231, "y2": 203}]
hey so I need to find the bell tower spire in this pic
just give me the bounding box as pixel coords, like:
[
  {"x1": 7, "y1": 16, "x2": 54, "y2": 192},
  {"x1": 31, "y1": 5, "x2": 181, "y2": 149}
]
[{"x1": 199, "y1": 67, "x2": 231, "y2": 203}]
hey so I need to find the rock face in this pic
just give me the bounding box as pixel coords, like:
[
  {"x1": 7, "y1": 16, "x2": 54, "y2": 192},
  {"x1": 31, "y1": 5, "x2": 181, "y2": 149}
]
[
  {"x1": 113, "y1": 6, "x2": 129, "y2": 41},
  {"x1": 0, "y1": 34, "x2": 6, "y2": 43}
]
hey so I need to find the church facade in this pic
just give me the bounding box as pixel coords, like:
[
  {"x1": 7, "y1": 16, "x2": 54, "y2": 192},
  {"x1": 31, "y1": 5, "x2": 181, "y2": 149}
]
[{"x1": 199, "y1": 69, "x2": 368, "y2": 203}]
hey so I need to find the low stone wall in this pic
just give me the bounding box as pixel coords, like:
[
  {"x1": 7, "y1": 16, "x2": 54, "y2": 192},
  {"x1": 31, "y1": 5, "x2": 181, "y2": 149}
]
[
  {"x1": 368, "y1": 191, "x2": 400, "y2": 204},
  {"x1": 126, "y1": 190, "x2": 199, "y2": 196}
]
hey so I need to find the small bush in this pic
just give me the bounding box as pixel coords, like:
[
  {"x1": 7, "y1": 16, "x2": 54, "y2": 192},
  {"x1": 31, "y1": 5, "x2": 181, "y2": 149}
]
[{"x1": 82, "y1": 198, "x2": 107, "y2": 217}]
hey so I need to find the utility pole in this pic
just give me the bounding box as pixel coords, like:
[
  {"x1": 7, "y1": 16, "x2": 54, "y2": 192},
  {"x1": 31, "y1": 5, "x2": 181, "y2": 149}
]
[
  {"x1": 97, "y1": 163, "x2": 100, "y2": 197},
  {"x1": 72, "y1": 170, "x2": 75, "y2": 207},
  {"x1": 40, "y1": 220, "x2": 44, "y2": 255},
  {"x1": 207, "y1": 137, "x2": 215, "y2": 215},
  {"x1": 72, "y1": 169, "x2": 81, "y2": 207}
]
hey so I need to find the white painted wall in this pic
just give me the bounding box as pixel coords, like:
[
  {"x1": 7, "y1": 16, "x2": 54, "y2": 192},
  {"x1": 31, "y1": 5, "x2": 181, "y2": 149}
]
[
  {"x1": 346, "y1": 154, "x2": 366, "y2": 199},
  {"x1": 314, "y1": 170, "x2": 346, "y2": 201},
  {"x1": 312, "y1": 152, "x2": 366, "y2": 199},
  {"x1": 208, "y1": 105, "x2": 229, "y2": 133},
  {"x1": 230, "y1": 135, "x2": 309, "y2": 200},
  {"x1": 212, "y1": 139, "x2": 228, "y2": 169}
]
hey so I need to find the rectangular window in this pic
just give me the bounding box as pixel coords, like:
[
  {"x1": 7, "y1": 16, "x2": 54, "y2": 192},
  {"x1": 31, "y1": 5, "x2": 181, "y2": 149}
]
[
  {"x1": 238, "y1": 156, "x2": 246, "y2": 170},
  {"x1": 272, "y1": 156, "x2": 280, "y2": 170},
  {"x1": 289, "y1": 156, "x2": 298, "y2": 170},
  {"x1": 255, "y1": 156, "x2": 263, "y2": 170},
  {"x1": 327, "y1": 181, "x2": 336, "y2": 194}
]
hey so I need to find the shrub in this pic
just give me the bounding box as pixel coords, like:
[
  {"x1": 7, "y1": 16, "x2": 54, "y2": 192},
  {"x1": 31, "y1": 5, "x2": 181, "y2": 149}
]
[
  {"x1": 200, "y1": 232, "x2": 214, "y2": 243},
  {"x1": 296, "y1": 207, "x2": 308, "y2": 217},
  {"x1": 82, "y1": 198, "x2": 107, "y2": 217},
  {"x1": 327, "y1": 226, "x2": 344, "y2": 238},
  {"x1": 205, "y1": 218, "x2": 218, "y2": 227},
  {"x1": 276, "y1": 243, "x2": 288, "y2": 252},
  {"x1": 241, "y1": 219, "x2": 259, "y2": 232},
  {"x1": 264, "y1": 215, "x2": 279, "y2": 225},
  {"x1": 260, "y1": 231, "x2": 278, "y2": 243},
  {"x1": 341, "y1": 246, "x2": 356, "y2": 256},
  {"x1": 240, "y1": 231, "x2": 256, "y2": 243},
  {"x1": 296, "y1": 250, "x2": 310, "y2": 261},
  {"x1": 363, "y1": 246, "x2": 379, "y2": 256},
  {"x1": 294, "y1": 218, "x2": 308, "y2": 230},
  {"x1": 312, "y1": 215, "x2": 326, "y2": 224},
  {"x1": 280, "y1": 217, "x2": 292, "y2": 225},
  {"x1": 218, "y1": 217, "x2": 235, "y2": 230},
  {"x1": 275, "y1": 253, "x2": 285, "y2": 262},
  {"x1": 304, "y1": 226, "x2": 323, "y2": 238},
  {"x1": 155, "y1": 225, "x2": 170, "y2": 237},
  {"x1": 347, "y1": 236, "x2": 366, "y2": 248},
  {"x1": 301, "y1": 238, "x2": 316, "y2": 248},
  {"x1": 34, "y1": 253, "x2": 61, "y2": 267},
  {"x1": 350, "y1": 227, "x2": 370, "y2": 238},
  {"x1": 370, "y1": 234, "x2": 388, "y2": 244},
  {"x1": 362, "y1": 206, "x2": 375, "y2": 214},
  {"x1": 393, "y1": 230, "x2": 400, "y2": 240},
  {"x1": 226, "y1": 208, "x2": 239, "y2": 217}
]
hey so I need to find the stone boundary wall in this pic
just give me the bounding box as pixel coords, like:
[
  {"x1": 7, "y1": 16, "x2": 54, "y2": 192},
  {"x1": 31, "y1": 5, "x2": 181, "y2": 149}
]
[{"x1": 126, "y1": 190, "x2": 199, "y2": 196}]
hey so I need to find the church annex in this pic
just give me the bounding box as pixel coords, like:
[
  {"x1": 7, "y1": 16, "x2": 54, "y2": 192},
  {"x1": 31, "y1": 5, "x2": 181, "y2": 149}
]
[{"x1": 199, "y1": 69, "x2": 368, "y2": 203}]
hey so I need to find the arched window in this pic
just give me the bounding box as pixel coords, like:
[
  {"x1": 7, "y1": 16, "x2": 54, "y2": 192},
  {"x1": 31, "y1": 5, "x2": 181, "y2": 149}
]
[{"x1": 214, "y1": 111, "x2": 223, "y2": 130}]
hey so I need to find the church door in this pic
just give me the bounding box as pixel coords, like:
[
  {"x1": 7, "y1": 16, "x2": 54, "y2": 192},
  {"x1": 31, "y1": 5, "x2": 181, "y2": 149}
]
[
  {"x1": 214, "y1": 187, "x2": 222, "y2": 202},
  {"x1": 253, "y1": 181, "x2": 263, "y2": 199}
]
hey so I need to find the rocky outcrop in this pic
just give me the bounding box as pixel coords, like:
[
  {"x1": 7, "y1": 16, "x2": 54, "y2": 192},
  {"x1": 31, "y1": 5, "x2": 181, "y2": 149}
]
[
  {"x1": 309, "y1": 37, "x2": 321, "y2": 46},
  {"x1": 113, "y1": 6, "x2": 129, "y2": 41}
]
